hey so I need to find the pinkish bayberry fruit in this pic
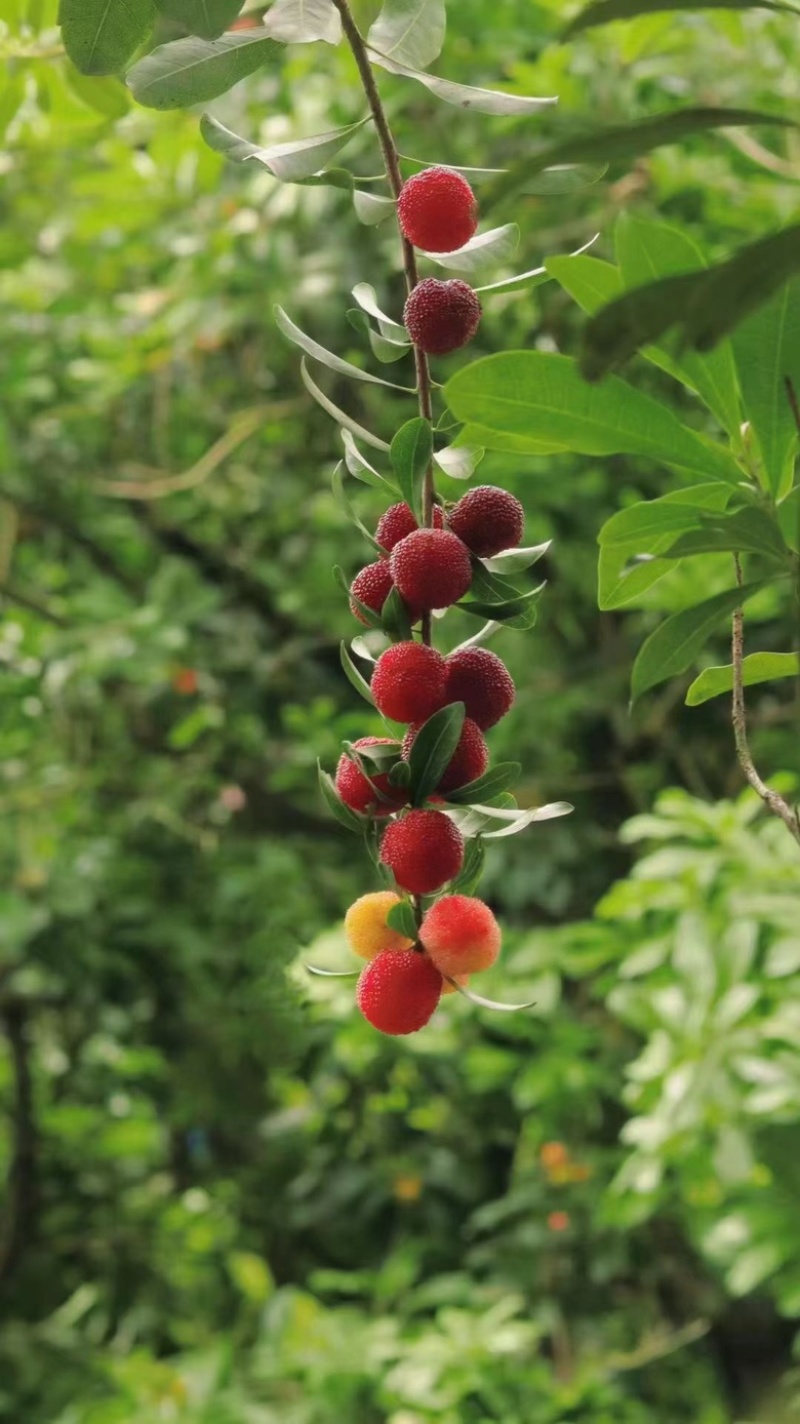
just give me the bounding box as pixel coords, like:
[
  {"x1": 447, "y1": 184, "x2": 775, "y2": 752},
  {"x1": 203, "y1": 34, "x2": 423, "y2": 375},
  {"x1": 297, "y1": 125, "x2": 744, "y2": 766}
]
[
  {"x1": 335, "y1": 736, "x2": 407, "y2": 818},
  {"x1": 444, "y1": 647, "x2": 516, "y2": 730},
  {"x1": 376, "y1": 501, "x2": 443, "y2": 553},
  {"x1": 380, "y1": 808, "x2": 464, "y2": 895},
  {"x1": 403, "y1": 279, "x2": 482, "y2": 356},
  {"x1": 447, "y1": 485, "x2": 524, "y2": 558},
  {"x1": 371, "y1": 642, "x2": 447, "y2": 724},
  {"x1": 357, "y1": 947, "x2": 443, "y2": 1035},
  {"x1": 397, "y1": 166, "x2": 478, "y2": 254},
  {"x1": 350, "y1": 560, "x2": 394, "y2": 624},
  {"x1": 420, "y1": 895, "x2": 501, "y2": 976},
  {"x1": 390, "y1": 528, "x2": 472, "y2": 612},
  {"x1": 402, "y1": 717, "x2": 488, "y2": 794}
]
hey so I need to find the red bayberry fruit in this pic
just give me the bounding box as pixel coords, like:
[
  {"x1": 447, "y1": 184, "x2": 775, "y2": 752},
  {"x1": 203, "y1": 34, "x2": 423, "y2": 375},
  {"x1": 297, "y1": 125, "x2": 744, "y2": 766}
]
[
  {"x1": 402, "y1": 717, "x2": 488, "y2": 794},
  {"x1": 357, "y1": 947, "x2": 443, "y2": 1035},
  {"x1": 350, "y1": 560, "x2": 394, "y2": 624},
  {"x1": 444, "y1": 647, "x2": 516, "y2": 730},
  {"x1": 397, "y1": 166, "x2": 478, "y2": 254},
  {"x1": 403, "y1": 278, "x2": 481, "y2": 356},
  {"x1": 447, "y1": 485, "x2": 524, "y2": 558},
  {"x1": 380, "y1": 809, "x2": 464, "y2": 895},
  {"x1": 420, "y1": 895, "x2": 501, "y2": 976},
  {"x1": 371, "y1": 642, "x2": 447, "y2": 724},
  {"x1": 376, "y1": 501, "x2": 443, "y2": 553},
  {"x1": 335, "y1": 737, "x2": 407, "y2": 818},
  {"x1": 390, "y1": 528, "x2": 472, "y2": 612}
]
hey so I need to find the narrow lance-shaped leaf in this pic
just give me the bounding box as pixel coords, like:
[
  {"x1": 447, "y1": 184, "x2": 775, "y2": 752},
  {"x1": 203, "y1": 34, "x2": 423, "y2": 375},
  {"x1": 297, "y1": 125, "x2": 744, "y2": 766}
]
[
  {"x1": 662, "y1": 508, "x2": 788, "y2": 564},
  {"x1": 352, "y1": 283, "x2": 406, "y2": 336},
  {"x1": 420, "y1": 224, "x2": 520, "y2": 275},
  {"x1": 564, "y1": 0, "x2": 799, "y2": 39},
  {"x1": 370, "y1": 51, "x2": 557, "y2": 114},
  {"x1": 474, "y1": 233, "x2": 599, "y2": 299},
  {"x1": 127, "y1": 29, "x2": 283, "y2": 109},
  {"x1": 686, "y1": 652, "x2": 800, "y2": 707},
  {"x1": 263, "y1": 0, "x2": 342, "y2": 44},
  {"x1": 483, "y1": 542, "x2": 551, "y2": 574},
  {"x1": 339, "y1": 641, "x2": 377, "y2": 707},
  {"x1": 597, "y1": 483, "x2": 735, "y2": 610},
  {"x1": 408, "y1": 703, "x2": 466, "y2": 806},
  {"x1": 367, "y1": 0, "x2": 446, "y2": 71},
  {"x1": 275, "y1": 306, "x2": 413, "y2": 391},
  {"x1": 447, "y1": 836, "x2": 485, "y2": 895},
  {"x1": 318, "y1": 762, "x2": 368, "y2": 832},
  {"x1": 341, "y1": 430, "x2": 393, "y2": 487},
  {"x1": 201, "y1": 113, "x2": 367, "y2": 181},
  {"x1": 300, "y1": 360, "x2": 391, "y2": 453},
  {"x1": 62, "y1": 0, "x2": 154, "y2": 75},
  {"x1": 733, "y1": 279, "x2": 800, "y2": 499},
  {"x1": 391, "y1": 418, "x2": 433, "y2": 523},
  {"x1": 447, "y1": 979, "x2": 539, "y2": 1012},
  {"x1": 631, "y1": 579, "x2": 772, "y2": 702},
  {"x1": 443, "y1": 762, "x2": 522, "y2": 806},
  {"x1": 353, "y1": 190, "x2": 397, "y2": 226},
  {"x1": 331, "y1": 462, "x2": 381, "y2": 551},
  {"x1": 156, "y1": 0, "x2": 244, "y2": 41},
  {"x1": 433, "y1": 444, "x2": 484, "y2": 481}
]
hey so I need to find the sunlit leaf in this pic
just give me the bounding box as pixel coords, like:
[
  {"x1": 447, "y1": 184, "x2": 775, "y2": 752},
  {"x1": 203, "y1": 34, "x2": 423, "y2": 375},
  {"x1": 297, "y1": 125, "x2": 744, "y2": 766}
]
[
  {"x1": 371, "y1": 52, "x2": 557, "y2": 114},
  {"x1": 421, "y1": 223, "x2": 520, "y2": 273},
  {"x1": 262, "y1": 0, "x2": 342, "y2": 43},
  {"x1": 127, "y1": 29, "x2": 283, "y2": 109},
  {"x1": 686, "y1": 652, "x2": 800, "y2": 706},
  {"x1": 276, "y1": 306, "x2": 412, "y2": 390},
  {"x1": 564, "y1": 0, "x2": 799, "y2": 38},
  {"x1": 63, "y1": 0, "x2": 154, "y2": 75},
  {"x1": 631, "y1": 579, "x2": 772, "y2": 702},
  {"x1": 300, "y1": 361, "x2": 391, "y2": 452},
  {"x1": 367, "y1": 0, "x2": 446, "y2": 70}
]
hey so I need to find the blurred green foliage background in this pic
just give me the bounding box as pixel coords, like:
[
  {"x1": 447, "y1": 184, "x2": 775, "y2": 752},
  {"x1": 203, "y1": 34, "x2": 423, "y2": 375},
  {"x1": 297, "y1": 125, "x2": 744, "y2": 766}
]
[{"x1": 1, "y1": 0, "x2": 799, "y2": 1419}]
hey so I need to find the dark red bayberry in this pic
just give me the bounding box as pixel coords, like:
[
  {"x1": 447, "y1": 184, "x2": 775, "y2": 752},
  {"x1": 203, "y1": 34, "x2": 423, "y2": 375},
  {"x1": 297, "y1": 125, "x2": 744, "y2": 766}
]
[
  {"x1": 444, "y1": 647, "x2": 516, "y2": 730},
  {"x1": 390, "y1": 528, "x2": 472, "y2": 612},
  {"x1": 403, "y1": 278, "x2": 481, "y2": 356},
  {"x1": 376, "y1": 501, "x2": 443, "y2": 553},
  {"x1": 350, "y1": 560, "x2": 394, "y2": 624},
  {"x1": 397, "y1": 166, "x2": 478, "y2": 254},
  {"x1": 448, "y1": 485, "x2": 524, "y2": 558}
]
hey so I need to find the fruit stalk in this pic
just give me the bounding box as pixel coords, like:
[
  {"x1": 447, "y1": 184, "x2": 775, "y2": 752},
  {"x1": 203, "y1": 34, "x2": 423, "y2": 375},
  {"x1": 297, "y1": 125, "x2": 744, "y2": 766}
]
[{"x1": 330, "y1": 0, "x2": 435, "y2": 643}]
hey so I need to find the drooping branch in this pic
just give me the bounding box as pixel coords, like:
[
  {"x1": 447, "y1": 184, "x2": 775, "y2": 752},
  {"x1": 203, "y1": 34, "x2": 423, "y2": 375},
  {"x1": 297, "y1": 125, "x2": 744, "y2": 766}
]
[
  {"x1": 330, "y1": 0, "x2": 435, "y2": 642},
  {"x1": 730, "y1": 552, "x2": 800, "y2": 847},
  {"x1": 0, "y1": 998, "x2": 38, "y2": 1289}
]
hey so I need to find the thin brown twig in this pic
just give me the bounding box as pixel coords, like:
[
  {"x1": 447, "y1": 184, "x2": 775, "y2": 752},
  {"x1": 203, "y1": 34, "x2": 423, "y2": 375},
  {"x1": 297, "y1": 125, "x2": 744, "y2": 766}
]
[
  {"x1": 0, "y1": 999, "x2": 38, "y2": 1289},
  {"x1": 330, "y1": 0, "x2": 436, "y2": 644},
  {"x1": 731, "y1": 552, "x2": 800, "y2": 847}
]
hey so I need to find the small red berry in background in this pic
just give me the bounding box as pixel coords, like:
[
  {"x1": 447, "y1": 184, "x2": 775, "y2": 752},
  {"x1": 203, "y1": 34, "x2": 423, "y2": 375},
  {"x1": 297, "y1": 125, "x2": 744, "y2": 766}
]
[
  {"x1": 349, "y1": 560, "x2": 395, "y2": 624},
  {"x1": 420, "y1": 895, "x2": 501, "y2": 976},
  {"x1": 380, "y1": 808, "x2": 464, "y2": 895},
  {"x1": 376, "y1": 500, "x2": 443, "y2": 552},
  {"x1": 402, "y1": 717, "x2": 488, "y2": 793},
  {"x1": 218, "y1": 785, "x2": 246, "y2": 813},
  {"x1": 357, "y1": 948, "x2": 443, "y2": 1035},
  {"x1": 448, "y1": 485, "x2": 525, "y2": 558},
  {"x1": 371, "y1": 642, "x2": 447, "y2": 724},
  {"x1": 397, "y1": 166, "x2": 478, "y2": 253},
  {"x1": 390, "y1": 528, "x2": 472, "y2": 612},
  {"x1": 335, "y1": 737, "x2": 407, "y2": 818},
  {"x1": 172, "y1": 667, "x2": 199, "y2": 695},
  {"x1": 547, "y1": 1211, "x2": 571, "y2": 1234},
  {"x1": 403, "y1": 278, "x2": 482, "y2": 356},
  {"x1": 444, "y1": 648, "x2": 516, "y2": 731}
]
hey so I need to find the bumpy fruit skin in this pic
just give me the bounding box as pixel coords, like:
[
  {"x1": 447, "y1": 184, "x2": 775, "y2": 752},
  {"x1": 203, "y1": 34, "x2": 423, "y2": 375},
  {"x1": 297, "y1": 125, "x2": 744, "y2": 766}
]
[
  {"x1": 371, "y1": 642, "x2": 447, "y2": 724},
  {"x1": 444, "y1": 647, "x2": 516, "y2": 731},
  {"x1": 350, "y1": 560, "x2": 394, "y2": 624},
  {"x1": 447, "y1": 485, "x2": 524, "y2": 558},
  {"x1": 390, "y1": 529, "x2": 472, "y2": 612},
  {"x1": 397, "y1": 166, "x2": 478, "y2": 254},
  {"x1": 345, "y1": 890, "x2": 414, "y2": 960},
  {"x1": 402, "y1": 717, "x2": 488, "y2": 794},
  {"x1": 357, "y1": 948, "x2": 443, "y2": 1035},
  {"x1": 403, "y1": 279, "x2": 482, "y2": 356},
  {"x1": 420, "y1": 895, "x2": 501, "y2": 976},
  {"x1": 376, "y1": 501, "x2": 443, "y2": 553},
  {"x1": 380, "y1": 809, "x2": 464, "y2": 895},
  {"x1": 335, "y1": 737, "x2": 407, "y2": 818}
]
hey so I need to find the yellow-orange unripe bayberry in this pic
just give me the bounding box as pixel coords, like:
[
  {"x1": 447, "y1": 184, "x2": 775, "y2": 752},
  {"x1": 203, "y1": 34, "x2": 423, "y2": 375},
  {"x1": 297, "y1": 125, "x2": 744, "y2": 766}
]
[
  {"x1": 380, "y1": 809, "x2": 464, "y2": 895},
  {"x1": 420, "y1": 895, "x2": 501, "y2": 976},
  {"x1": 344, "y1": 891, "x2": 414, "y2": 960},
  {"x1": 397, "y1": 167, "x2": 478, "y2": 253},
  {"x1": 356, "y1": 948, "x2": 443, "y2": 1035}
]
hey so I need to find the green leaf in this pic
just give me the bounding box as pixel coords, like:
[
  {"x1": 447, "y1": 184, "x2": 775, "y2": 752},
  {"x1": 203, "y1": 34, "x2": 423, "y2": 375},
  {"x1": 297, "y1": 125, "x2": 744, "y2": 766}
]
[
  {"x1": 449, "y1": 800, "x2": 573, "y2": 838},
  {"x1": 386, "y1": 901, "x2": 418, "y2": 939},
  {"x1": 318, "y1": 762, "x2": 367, "y2": 832},
  {"x1": 262, "y1": 0, "x2": 342, "y2": 43},
  {"x1": 200, "y1": 113, "x2": 367, "y2": 180},
  {"x1": 408, "y1": 702, "x2": 466, "y2": 806},
  {"x1": 331, "y1": 462, "x2": 381, "y2": 551},
  {"x1": 391, "y1": 418, "x2": 433, "y2": 522},
  {"x1": 564, "y1": 0, "x2": 798, "y2": 37},
  {"x1": 445, "y1": 352, "x2": 742, "y2": 484},
  {"x1": 339, "y1": 641, "x2": 377, "y2": 706},
  {"x1": 306, "y1": 963, "x2": 360, "y2": 977},
  {"x1": 341, "y1": 431, "x2": 393, "y2": 488},
  {"x1": 352, "y1": 283, "x2": 406, "y2": 337},
  {"x1": 368, "y1": 53, "x2": 556, "y2": 114},
  {"x1": 65, "y1": 65, "x2": 132, "y2": 117},
  {"x1": 443, "y1": 762, "x2": 522, "y2": 805},
  {"x1": 614, "y1": 214, "x2": 741, "y2": 436},
  {"x1": 448, "y1": 835, "x2": 485, "y2": 894},
  {"x1": 662, "y1": 508, "x2": 788, "y2": 563},
  {"x1": 367, "y1": 0, "x2": 446, "y2": 70},
  {"x1": 686, "y1": 652, "x2": 800, "y2": 706},
  {"x1": 631, "y1": 579, "x2": 771, "y2": 702},
  {"x1": 275, "y1": 306, "x2": 411, "y2": 391},
  {"x1": 381, "y1": 585, "x2": 415, "y2": 639},
  {"x1": 156, "y1": 0, "x2": 244, "y2": 40},
  {"x1": 581, "y1": 222, "x2": 800, "y2": 377},
  {"x1": 127, "y1": 29, "x2": 283, "y2": 109},
  {"x1": 353, "y1": 190, "x2": 396, "y2": 226},
  {"x1": 545, "y1": 252, "x2": 622, "y2": 314},
  {"x1": 62, "y1": 0, "x2": 154, "y2": 75},
  {"x1": 300, "y1": 360, "x2": 391, "y2": 453},
  {"x1": 468, "y1": 557, "x2": 522, "y2": 604},
  {"x1": 447, "y1": 980, "x2": 538, "y2": 1012},
  {"x1": 733, "y1": 279, "x2": 800, "y2": 498},
  {"x1": 421, "y1": 224, "x2": 520, "y2": 274},
  {"x1": 597, "y1": 483, "x2": 734, "y2": 609},
  {"x1": 484, "y1": 108, "x2": 795, "y2": 213},
  {"x1": 433, "y1": 443, "x2": 484, "y2": 481},
  {"x1": 459, "y1": 583, "x2": 544, "y2": 629},
  {"x1": 483, "y1": 542, "x2": 551, "y2": 574}
]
